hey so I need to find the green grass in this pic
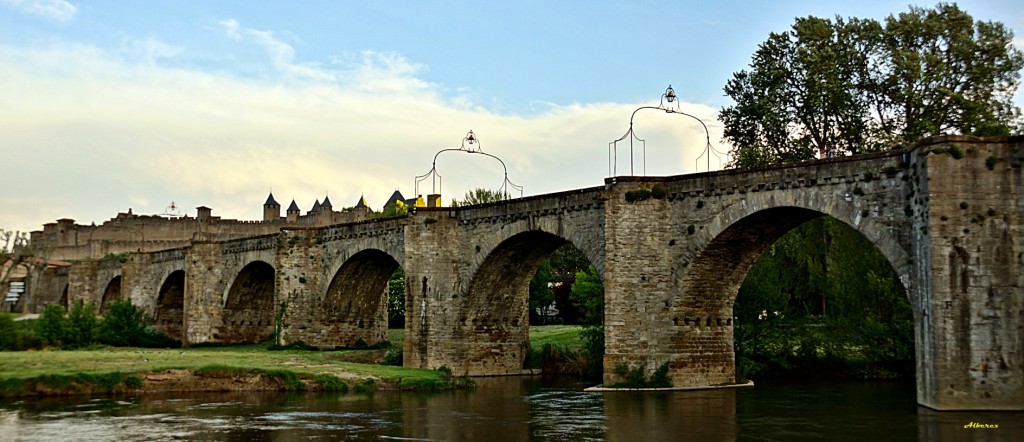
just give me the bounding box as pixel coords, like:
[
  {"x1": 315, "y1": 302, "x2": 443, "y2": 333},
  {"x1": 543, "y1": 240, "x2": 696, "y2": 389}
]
[
  {"x1": 0, "y1": 325, "x2": 582, "y2": 397},
  {"x1": 529, "y1": 325, "x2": 583, "y2": 349},
  {"x1": 0, "y1": 343, "x2": 451, "y2": 395}
]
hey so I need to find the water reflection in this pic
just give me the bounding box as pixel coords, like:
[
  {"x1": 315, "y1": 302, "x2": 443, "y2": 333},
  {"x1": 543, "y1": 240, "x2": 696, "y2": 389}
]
[
  {"x1": 605, "y1": 388, "x2": 737, "y2": 441},
  {"x1": 1, "y1": 378, "x2": 1021, "y2": 441}
]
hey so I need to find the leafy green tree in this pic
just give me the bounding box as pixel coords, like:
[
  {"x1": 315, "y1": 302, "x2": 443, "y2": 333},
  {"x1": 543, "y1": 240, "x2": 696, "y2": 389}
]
[
  {"x1": 65, "y1": 301, "x2": 99, "y2": 349},
  {"x1": 529, "y1": 261, "x2": 555, "y2": 325},
  {"x1": 721, "y1": 4, "x2": 1024, "y2": 168},
  {"x1": 387, "y1": 268, "x2": 405, "y2": 329},
  {"x1": 374, "y1": 202, "x2": 409, "y2": 218},
  {"x1": 570, "y1": 266, "x2": 604, "y2": 326},
  {"x1": 34, "y1": 304, "x2": 67, "y2": 348},
  {"x1": 451, "y1": 188, "x2": 505, "y2": 207},
  {"x1": 735, "y1": 218, "x2": 914, "y2": 379}
]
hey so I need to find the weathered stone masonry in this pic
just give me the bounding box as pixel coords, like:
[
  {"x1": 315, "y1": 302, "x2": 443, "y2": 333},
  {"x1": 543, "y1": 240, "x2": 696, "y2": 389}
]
[{"x1": 53, "y1": 136, "x2": 1022, "y2": 410}]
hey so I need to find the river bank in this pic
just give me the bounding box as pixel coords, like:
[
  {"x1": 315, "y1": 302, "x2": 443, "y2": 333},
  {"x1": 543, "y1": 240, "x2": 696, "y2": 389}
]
[{"x1": 0, "y1": 326, "x2": 584, "y2": 398}]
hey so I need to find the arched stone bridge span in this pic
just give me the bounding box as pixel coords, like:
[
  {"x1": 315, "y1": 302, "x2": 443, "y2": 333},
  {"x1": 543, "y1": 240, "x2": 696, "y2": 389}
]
[{"x1": 64, "y1": 136, "x2": 1022, "y2": 410}]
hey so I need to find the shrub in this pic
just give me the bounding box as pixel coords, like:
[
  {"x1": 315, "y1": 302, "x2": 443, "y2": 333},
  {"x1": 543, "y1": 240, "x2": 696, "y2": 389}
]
[
  {"x1": 381, "y1": 348, "x2": 404, "y2": 366},
  {"x1": 624, "y1": 189, "x2": 652, "y2": 202},
  {"x1": 99, "y1": 299, "x2": 148, "y2": 347},
  {"x1": 65, "y1": 301, "x2": 99, "y2": 349},
  {"x1": 650, "y1": 186, "x2": 666, "y2": 199},
  {"x1": 99, "y1": 299, "x2": 178, "y2": 348},
  {"x1": 34, "y1": 304, "x2": 68, "y2": 348},
  {"x1": 611, "y1": 362, "x2": 672, "y2": 388},
  {"x1": 0, "y1": 314, "x2": 20, "y2": 351},
  {"x1": 948, "y1": 145, "x2": 964, "y2": 159},
  {"x1": 580, "y1": 325, "x2": 604, "y2": 376}
]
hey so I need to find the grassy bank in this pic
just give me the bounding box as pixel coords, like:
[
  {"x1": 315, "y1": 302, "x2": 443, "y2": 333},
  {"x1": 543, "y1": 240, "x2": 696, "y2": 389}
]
[{"x1": 0, "y1": 326, "x2": 583, "y2": 398}]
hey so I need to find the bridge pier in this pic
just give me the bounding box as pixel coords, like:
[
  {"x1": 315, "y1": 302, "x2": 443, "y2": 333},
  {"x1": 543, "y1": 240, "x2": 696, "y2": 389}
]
[
  {"x1": 911, "y1": 137, "x2": 1023, "y2": 410},
  {"x1": 403, "y1": 212, "x2": 474, "y2": 373},
  {"x1": 603, "y1": 179, "x2": 738, "y2": 388},
  {"x1": 183, "y1": 241, "x2": 227, "y2": 344}
]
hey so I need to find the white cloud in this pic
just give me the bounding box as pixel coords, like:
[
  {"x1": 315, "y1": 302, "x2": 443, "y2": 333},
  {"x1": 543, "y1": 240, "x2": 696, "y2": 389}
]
[
  {"x1": 0, "y1": 37, "x2": 728, "y2": 237},
  {"x1": 0, "y1": 0, "x2": 76, "y2": 22},
  {"x1": 218, "y1": 18, "x2": 335, "y2": 82}
]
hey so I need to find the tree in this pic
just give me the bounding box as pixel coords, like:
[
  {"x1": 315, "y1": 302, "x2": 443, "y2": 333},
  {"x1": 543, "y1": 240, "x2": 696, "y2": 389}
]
[
  {"x1": 721, "y1": 4, "x2": 1024, "y2": 168},
  {"x1": 65, "y1": 301, "x2": 99, "y2": 349},
  {"x1": 570, "y1": 266, "x2": 604, "y2": 326},
  {"x1": 98, "y1": 299, "x2": 150, "y2": 347},
  {"x1": 373, "y1": 202, "x2": 408, "y2": 218},
  {"x1": 734, "y1": 218, "x2": 914, "y2": 379},
  {"x1": 387, "y1": 268, "x2": 405, "y2": 329},
  {"x1": 529, "y1": 261, "x2": 555, "y2": 325},
  {"x1": 451, "y1": 188, "x2": 505, "y2": 207}
]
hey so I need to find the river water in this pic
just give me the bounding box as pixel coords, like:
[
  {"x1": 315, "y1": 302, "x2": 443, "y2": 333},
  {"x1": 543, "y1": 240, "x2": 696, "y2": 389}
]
[{"x1": 1, "y1": 377, "x2": 1020, "y2": 441}]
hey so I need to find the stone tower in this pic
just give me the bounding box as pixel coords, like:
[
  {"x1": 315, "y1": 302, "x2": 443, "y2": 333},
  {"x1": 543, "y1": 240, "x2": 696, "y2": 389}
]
[
  {"x1": 263, "y1": 192, "x2": 280, "y2": 222},
  {"x1": 286, "y1": 200, "x2": 300, "y2": 223}
]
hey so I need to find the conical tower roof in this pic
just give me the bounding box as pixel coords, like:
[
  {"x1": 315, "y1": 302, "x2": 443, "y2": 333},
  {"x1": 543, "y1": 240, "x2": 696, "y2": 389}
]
[
  {"x1": 287, "y1": 199, "x2": 300, "y2": 212},
  {"x1": 264, "y1": 192, "x2": 279, "y2": 206},
  {"x1": 383, "y1": 190, "x2": 405, "y2": 209},
  {"x1": 354, "y1": 195, "x2": 368, "y2": 209}
]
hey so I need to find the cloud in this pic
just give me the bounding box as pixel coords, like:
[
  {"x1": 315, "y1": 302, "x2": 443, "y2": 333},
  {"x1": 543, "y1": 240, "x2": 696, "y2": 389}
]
[
  {"x1": 218, "y1": 18, "x2": 335, "y2": 82},
  {"x1": 0, "y1": 0, "x2": 76, "y2": 22},
  {"x1": 0, "y1": 33, "x2": 729, "y2": 237}
]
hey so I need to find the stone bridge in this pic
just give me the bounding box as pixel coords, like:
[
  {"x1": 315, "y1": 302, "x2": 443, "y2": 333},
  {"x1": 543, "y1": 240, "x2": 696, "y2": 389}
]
[{"x1": 62, "y1": 136, "x2": 1022, "y2": 410}]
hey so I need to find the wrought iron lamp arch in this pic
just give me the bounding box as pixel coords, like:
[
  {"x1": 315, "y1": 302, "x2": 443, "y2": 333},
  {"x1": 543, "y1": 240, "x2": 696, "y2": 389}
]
[
  {"x1": 608, "y1": 85, "x2": 728, "y2": 176},
  {"x1": 414, "y1": 130, "x2": 523, "y2": 204}
]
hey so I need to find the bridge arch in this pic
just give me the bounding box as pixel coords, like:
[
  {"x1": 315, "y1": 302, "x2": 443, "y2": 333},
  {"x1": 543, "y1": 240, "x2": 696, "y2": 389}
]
[
  {"x1": 321, "y1": 248, "x2": 400, "y2": 348},
  {"x1": 467, "y1": 218, "x2": 605, "y2": 285},
  {"x1": 154, "y1": 270, "x2": 185, "y2": 341},
  {"x1": 221, "y1": 260, "x2": 276, "y2": 343},
  {"x1": 99, "y1": 275, "x2": 122, "y2": 314},
  {"x1": 689, "y1": 193, "x2": 912, "y2": 297},
  {"x1": 457, "y1": 230, "x2": 589, "y2": 375},
  {"x1": 667, "y1": 197, "x2": 914, "y2": 387}
]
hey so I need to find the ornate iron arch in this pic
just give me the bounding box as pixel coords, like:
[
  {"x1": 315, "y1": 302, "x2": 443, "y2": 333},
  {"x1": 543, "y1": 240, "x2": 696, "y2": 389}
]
[
  {"x1": 414, "y1": 130, "x2": 523, "y2": 204},
  {"x1": 609, "y1": 85, "x2": 728, "y2": 176}
]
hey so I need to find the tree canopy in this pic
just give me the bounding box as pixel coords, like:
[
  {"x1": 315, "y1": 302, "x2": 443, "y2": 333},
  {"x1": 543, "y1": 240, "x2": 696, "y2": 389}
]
[
  {"x1": 720, "y1": 3, "x2": 1024, "y2": 168},
  {"x1": 450, "y1": 188, "x2": 506, "y2": 207}
]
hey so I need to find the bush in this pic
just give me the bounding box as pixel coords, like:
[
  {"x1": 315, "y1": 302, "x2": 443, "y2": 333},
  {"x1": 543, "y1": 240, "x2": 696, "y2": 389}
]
[
  {"x1": 98, "y1": 299, "x2": 148, "y2": 347},
  {"x1": 34, "y1": 304, "x2": 68, "y2": 348},
  {"x1": 0, "y1": 314, "x2": 20, "y2": 351},
  {"x1": 650, "y1": 186, "x2": 666, "y2": 199},
  {"x1": 99, "y1": 299, "x2": 178, "y2": 348},
  {"x1": 579, "y1": 325, "x2": 604, "y2": 376},
  {"x1": 381, "y1": 348, "x2": 403, "y2": 366},
  {"x1": 611, "y1": 362, "x2": 671, "y2": 388},
  {"x1": 624, "y1": 189, "x2": 652, "y2": 202},
  {"x1": 65, "y1": 301, "x2": 99, "y2": 349}
]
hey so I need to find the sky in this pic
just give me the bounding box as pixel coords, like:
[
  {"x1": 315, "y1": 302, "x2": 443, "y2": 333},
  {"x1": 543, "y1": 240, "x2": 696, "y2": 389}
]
[{"x1": 2, "y1": 1, "x2": 1022, "y2": 236}]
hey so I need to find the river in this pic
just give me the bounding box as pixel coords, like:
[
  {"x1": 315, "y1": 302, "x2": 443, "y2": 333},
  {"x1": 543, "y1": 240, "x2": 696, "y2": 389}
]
[{"x1": 1, "y1": 377, "x2": 1020, "y2": 441}]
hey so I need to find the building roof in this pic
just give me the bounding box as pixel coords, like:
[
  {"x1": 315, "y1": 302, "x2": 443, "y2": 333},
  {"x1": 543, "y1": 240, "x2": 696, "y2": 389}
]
[
  {"x1": 354, "y1": 195, "x2": 368, "y2": 209},
  {"x1": 311, "y1": 199, "x2": 321, "y2": 213},
  {"x1": 321, "y1": 195, "x2": 333, "y2": 209},
  {"x1": 264, "y1": 192, "x2": 279, "y2": 206},
  {"x1": 383, "y1": 190, "x2": 405, "y2": 210},
  {"x1": 287, "y1": 199, "x2": 300, "y2": 212}
]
